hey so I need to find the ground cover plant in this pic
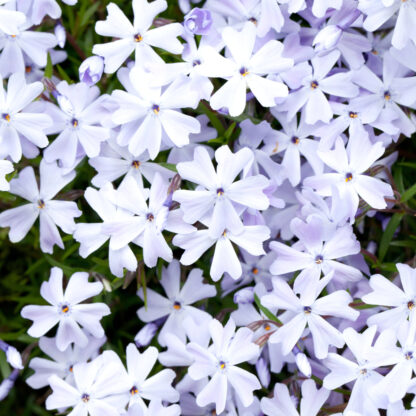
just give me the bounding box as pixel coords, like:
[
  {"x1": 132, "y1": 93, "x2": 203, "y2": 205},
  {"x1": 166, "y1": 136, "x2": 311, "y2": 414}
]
[{"x1": 1, "y1": 0, "x2": 416, "y2": 415}]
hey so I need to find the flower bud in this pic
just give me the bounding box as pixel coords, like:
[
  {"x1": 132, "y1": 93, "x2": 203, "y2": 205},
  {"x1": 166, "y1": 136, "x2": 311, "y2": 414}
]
[
  {"x1": 79, "y1": 56, "x2": 104, "y2": 87},
  {"x1": 234, "y1": 287, "x2": 254, "y2": 304},
  {"x1": 134, "y1": 323, "x2": 158, "y2": 348},
  {"x1": 256, "y1": 356, "x2": 270, "y2": 388},
  {"x1": 6, "y1": 346, "x2": 23, "y2": 370},
  {"x1": 313, "y1": 25, "x2": 342, "y2": 52},
  {"x1": 54, "y1": 23, "x2": 66, "y2": 48},
  {"x1": 183, "y1": 8, "x2": 212, "y2": 35},
  {"x1": 295, "y1": 352, "x2": 311, "y2": 378}
]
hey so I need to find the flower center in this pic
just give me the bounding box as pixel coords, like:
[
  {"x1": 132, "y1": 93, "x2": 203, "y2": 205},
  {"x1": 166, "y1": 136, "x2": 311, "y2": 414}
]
[
  {"x1": 81, "y1": 393, "x2": 90, "y2": 403},
  {"x1": 303, "y1": 306, "x2": 312, "y2": 314},
  {"x1": 408, "y1": 300, "x2": 415, "y2": 310},
  {"x1": 61, "y1": 304, "x2": 70, "y2": 314},
  {"x1": 384, "y1": 91, "x2": 391, "y2": 101},
  {"x1": 152, "y1": 104, "x2": 160, "y2": 114},
  {"x1": 310, "y1": 80, "x2": 319, "y2": 89},
  {"x1": 360, "y1": 368, "x2": 367, "y2": 375},
  {"x1": 252, "y1": 267, "x2": 259, "y2": 275},
  {"x1": 248, "y1": 17, "x2": 257, "y2": 25},
  {"x1": 219, "y1": 360, "x2": 226, "y2": 370},
  {"x1": 71, "y1": 118, "x2": 78, "y2": 128},
  {"x1": 130, "y1": 386, "x2": 139, "y2": 395},
  {"x1": 264, "y1": 323, "x2": 271, "y2": 331},
  {"x1": 2, "y1": 113, "x2": 10, "y2": 122},
  {"x1": 173, "y1": 301, "x2": 181, "y2": 310},
  {"x1": 134, "y1": 33, "x2": 143, "y2": 42},
  {"x1": 315, "y1": 255, "x2": 323, "y2": 264},
  {"x1": 192, "y1": 59, "x2": 201, "y2": 67},
  {"x1": 405, "y1": 351, "x2": 413, "y2": 360},
  {"x1": 345, "y1": 172, "x2": 353, "y2": 182},
  {"x1": 69, "y1": 365, "x2": 73, "y2": 372},
  {"x1": 37, "y1": 199, "x2": 46, "y2": 209},
  {"x1": 146, "y1": 213, "x2": 154, "y2": 222},
  {"x1": 291, "y1": 136, "x2": 300, "y2": 145},
  {"x1": 132, "y1": 160, "x2": 141, "y2": 169},
  {"x1": 217, "y1": 187, "x2": 224, "y2": 196},
  {"x1": 239, "y1": 67, "x2": 249, "y2": 77},
  {"x1": 349, "y1": 111, "x2": 358, "y2": 119}
]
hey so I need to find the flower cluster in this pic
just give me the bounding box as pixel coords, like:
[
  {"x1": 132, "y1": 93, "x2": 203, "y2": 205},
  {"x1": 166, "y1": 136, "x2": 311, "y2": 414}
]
[{"x1": 1, "y1": 0, "x2": 416, "y2": 415}]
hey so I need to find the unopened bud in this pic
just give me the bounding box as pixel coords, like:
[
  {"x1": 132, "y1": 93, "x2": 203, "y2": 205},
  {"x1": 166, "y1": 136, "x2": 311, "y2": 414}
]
[
  {"x1": 183, "y1": 8, "x2": 212, "y2": 35},
  {"x1": 54, "y1": 23, "x2": 66, "y2": 48},
  {"x1": 79, "y1": 56, "x2": 104, "y2": 87}
]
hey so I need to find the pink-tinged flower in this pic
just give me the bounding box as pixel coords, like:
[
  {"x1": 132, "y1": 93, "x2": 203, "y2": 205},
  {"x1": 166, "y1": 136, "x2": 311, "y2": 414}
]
[
  {"x1": 269, "y1": 216, "x2": 362, "y2": 294},
  {"x1": 0, "y1": 162, "x2": 81, "y2": 253},
  {"x1": 174, "y1": 145, "x2": 270, "y2": 238},
  {"x1": 197, "y1": 22, "x2": 292, "y2": 116},
  {"x1": 93, "y1": 0, "x2": 184, "y2": 73},
  {"x1": 43, "y1": 81, "x2": 110, "y2": 168},
  {"x1": 261, "y1": 380, "x2": 330, "y2": 416},
  {"x1": 304, "y1": 133, "x2": 394, "y2": 222},
  {"x1": 111, "y1": 66, "x2": 201, "y2": 160},
  {"x1": 21, "y1": 267, "x2": 110, "y2": 351},
  {"x1": 46, "y1": 350, "x2": 129, "y2": 416},
  {"x1": 137, "y1": 260, "x2": 216, "y2": 346},
  {"x1": 323, "y1": 326, "x2": 388, "y2": 415},
  {"x1": 362, "y1": 264, "x2": 416, "y2": 332},
  {"x1": 73, "y1": 184, "x2": 138, "y2": 278},
  {"x1": 0, "y1": 20, "x2": 57, "y2": 77},
  {"x1": 0, "y1": 73, "x2": 52, "y2": 163},
  {"x1": 187, "y1": 318, "x2": 261, "y2": 414},
  {"x1": 26, "y1": 335, "x2": 106, "y2": 389},
  {"x1": 173, "y1": 222, "x2": 270, "y2": 281},
  {"x1": 261, "y1": 275, "x2": 359, "y2": 359}
]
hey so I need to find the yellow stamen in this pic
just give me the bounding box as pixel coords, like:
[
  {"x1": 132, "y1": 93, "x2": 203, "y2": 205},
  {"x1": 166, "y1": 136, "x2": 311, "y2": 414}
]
[
  {"x1": 132, "y1": 161, "x2": 141, "y2": 169},
  {"x1": 252, "y1": 267, "x2": 259, "y2": 275},
  {"x1": 134, "y1": 34, "x2": 143, "y2": 42}
]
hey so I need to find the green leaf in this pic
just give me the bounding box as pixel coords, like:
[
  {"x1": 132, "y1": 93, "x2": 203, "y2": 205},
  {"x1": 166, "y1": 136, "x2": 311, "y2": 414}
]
[
  {"x1": 254, "y1": 293, "x2": 282, "y2": 325},
  {"x1": 56, "y1": 64, "x2": 72, "y2": 83},
  {"x1": 378, "y1": 213, "x2": 404, "y2": 262},
  {"x1": 44, "y1": 53, "x2": 53, "y2": 79},
  {"x1": 401, "y1": 182, "x2": 416, "y2": 203},
  {"x1": 79, "y1": 2, "x2": 100, "y2": 28}
]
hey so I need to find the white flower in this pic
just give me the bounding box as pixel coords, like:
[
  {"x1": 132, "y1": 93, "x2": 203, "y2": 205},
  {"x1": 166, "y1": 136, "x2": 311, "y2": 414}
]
[
  {"x1": 0, "y1": 73, "x2": 52, "y2": 163},
  {"x1": 6, "y1": 346, "x2": 23, "y2": 370},
  {"x1": 21, "y1": 267, "x2": 110, "y2": 351},
  {"x1": 0, "y1": 162, "x2": 81, "y2": 253},
  {"x1": 187, "y1": 318, "x2": 260, "y2": 414},
  {"x1": 137, "y1": 260, "x2": 216, "y2": 346},
  {"x1": 173, "y1": 145, "x2": 270, "y2": 238},
  {"x1": 0, "y1": 159, "x2": 13, "y2": 190},
  {"x1": 198, "y1": 22, "x2": 292, "y2": 116},
  {"x1": 93, "y1": 0, "x2": 184, "y2": 73}
]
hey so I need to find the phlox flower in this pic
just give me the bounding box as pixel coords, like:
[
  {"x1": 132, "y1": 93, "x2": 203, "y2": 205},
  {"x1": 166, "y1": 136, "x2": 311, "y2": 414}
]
[
  {"x1": 102, "y1": 173, "x2": 194, "y2": 268},
  {"x1": 186, "y1": 318, "x2": 261, "y2": 414},
  {"x1": 0, "y1": 19, "x2": 57, "y2": 77},
  {"x1": 137, "y1": 260, "x2": 216, "y2": 346},
  {"x1": 117, "y1": 344, "x2": 179, "y2": 411},
  {"x1": 198, "y1": 22, "x2": 293, "y2": 116},
  {"x1": 269, "y1": 215, "x2": 362, "y2": 294},
  {"x1": 362, "y1": 263, "x2": 416, "y2": 332},
  {"x1": 111, "y1": 66, "x2": 201, "y2": 160},
  {"x1": 359, "y1": 0, "x2": 416, "y2": 50},
  {"x1": 43, "y1": 81, "x2": 110, "y2": 168},
  {"x1": 173, "y1": 221, "x2": 270, "y2": 281},
  {"x1": 173, "y1": 145, "x2": 270, "y2": 238},
  {"x1": 74, "y1": 183, "x2": 139, "y2": 277},
  {"x1": 21, "y1": 267, "x2": 110, "y2": 351},
  {"x1": 282, "y1": 50, "x2": 359, "y2": 125},
  {"x1": 261, "y1": 380, "x2": 329, "y2": 416},
  {"x1": 0, "y1": 73, "x2": 52, "y2": 162},
  {"x1": 26, "y1": 335, "x2": 106, "y2": 389},
  {"x1": 89, "y1": 138, "x2": 174, "y2": 188},
  {"x1": 0, "y1": 162, "x2": 81, "y2": 253},
  {"x1": 93, "y1": 0, "x2": 184, "y2": 73},
  {"x1": 323, "y1": 326, "x2": 388, "y2": 416},
  {"x1": 46, "y1": 350, "x2": 129, "y2": 416},
  {"x1": 304, "y1": 133, "x2": 394, "y2": 221},
  {"x1": 261, "y1": 275, "x2": 359, "y2": 359}
]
